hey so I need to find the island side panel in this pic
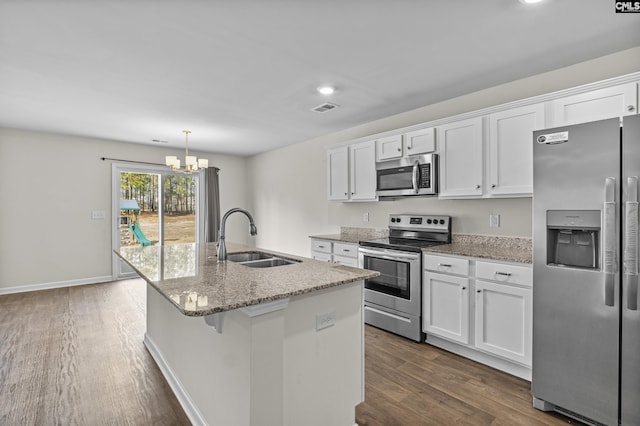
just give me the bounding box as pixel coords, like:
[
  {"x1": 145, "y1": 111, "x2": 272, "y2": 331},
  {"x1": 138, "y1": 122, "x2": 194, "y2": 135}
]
[
  {"x1": 283, "y1": 280, "x2": 364, "y2": 426},
  {"x1": 144, "y1": 279, "x2": 364, "y2": 426},
  {"x1": 145, "y1": 285, "x2": 253, "y2": 426}
]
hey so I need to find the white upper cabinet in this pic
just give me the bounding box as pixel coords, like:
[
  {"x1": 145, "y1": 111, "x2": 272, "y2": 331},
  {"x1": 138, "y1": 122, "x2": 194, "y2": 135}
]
[
  {"x1": 376, "y1": 135, "x2": 403, "y2": 161},
  {"x1": 376, "y1": 128, "x2": 435, "y2": 161},
  {"x1": 327, "y1": 141, "x2": 376, "y2": 202},
  {"x1": 349, "y1": 140, "x2": 377, "y2": 201},
  {"x1": 550, "y1": 82, "x2": 638, "y2": 127},
  {"x1": 326, "y1": 146, "x2": 349, "y2": 201},
  {"x1": 487, "y1": 103, "x2": 545, "y2": 196},
  {"x1": 403, "y1": 127, "x2": 436, "y2": 156},
  {"x1": 438, "y1": 117, "x2": 484, "y2": 198}
]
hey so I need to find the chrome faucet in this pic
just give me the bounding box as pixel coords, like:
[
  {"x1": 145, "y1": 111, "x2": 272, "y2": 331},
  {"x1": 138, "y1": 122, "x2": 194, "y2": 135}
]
[{"x1": 217, "y1": 208, "x2": 258, "y2": 262}]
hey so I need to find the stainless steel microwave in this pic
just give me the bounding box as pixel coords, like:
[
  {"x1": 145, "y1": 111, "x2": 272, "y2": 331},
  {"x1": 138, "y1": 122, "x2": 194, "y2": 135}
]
[{"x1": 375, "y1": 153, "x2": 438, "y2": 198}]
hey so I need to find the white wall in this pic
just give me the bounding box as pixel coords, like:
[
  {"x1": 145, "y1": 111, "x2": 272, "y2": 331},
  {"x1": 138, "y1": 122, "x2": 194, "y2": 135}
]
[
  {"x1": 0, "y1": 129, "x2": 248, "y2": 291},
  {"x1": 247, "y1": 47, "x2": 640, "y2": 258}
]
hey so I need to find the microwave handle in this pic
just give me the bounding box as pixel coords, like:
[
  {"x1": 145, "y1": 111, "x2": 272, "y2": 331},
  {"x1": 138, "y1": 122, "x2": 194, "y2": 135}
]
[{"x1": 412, "y1": 160, "x2": 419, "y2": 194}]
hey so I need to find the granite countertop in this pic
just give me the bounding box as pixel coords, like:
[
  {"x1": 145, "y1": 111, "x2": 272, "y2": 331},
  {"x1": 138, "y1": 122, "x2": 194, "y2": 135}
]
[
  {"x1": 115, "y1": 242, "x2": 379, "y2": 317},
  {"x1": 310, "y1": 226, "x2": 389, "y2": 244},
  {"x1": 423, "y1": 235, "x2": 532, "y2": 264}
]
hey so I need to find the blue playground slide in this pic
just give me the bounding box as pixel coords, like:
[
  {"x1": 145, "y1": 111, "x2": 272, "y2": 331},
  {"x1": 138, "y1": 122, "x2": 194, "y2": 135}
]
[{"x1": 129, "y1": 222, "x2": 152, "y2": 246}]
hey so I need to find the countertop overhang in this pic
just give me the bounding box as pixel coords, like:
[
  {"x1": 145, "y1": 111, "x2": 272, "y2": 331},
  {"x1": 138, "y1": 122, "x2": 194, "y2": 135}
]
[{"x1": 115, "y1": 242, "x2": 379, "y2": 317}]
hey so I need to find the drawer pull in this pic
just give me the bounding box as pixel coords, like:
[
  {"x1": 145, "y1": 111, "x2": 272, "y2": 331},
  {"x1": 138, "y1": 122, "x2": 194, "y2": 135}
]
[
  {"x1": 462, "y1": 286, "x2": 467, "y2": 290},
  {"x1": 318, "y1": 245, "x2": 325, "y2": 249},
  {"x1": 495, "y1": 271, "x2": 512, "y2": 277},
  {"x1": 343, "y1": 249, "x2": 350, "y2": 252},
  {"x1": 438, "y1": 263, "x2": 452, "y2": 267}
]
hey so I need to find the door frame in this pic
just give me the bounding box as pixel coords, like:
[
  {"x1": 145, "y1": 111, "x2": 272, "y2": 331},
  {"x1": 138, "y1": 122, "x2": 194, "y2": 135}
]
[{"x1": 111, "y1": 163, "x2": 205, "y2": 280}]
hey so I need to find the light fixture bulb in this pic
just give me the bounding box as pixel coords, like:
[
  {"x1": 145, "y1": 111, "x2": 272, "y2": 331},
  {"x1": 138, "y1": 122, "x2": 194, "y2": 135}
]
[
  {"x1": 519, "y1": 0, "x2": 543, "y2": 3},
  {"x1": 317, "y1": 86, "x2": 335, "y2": 95}
]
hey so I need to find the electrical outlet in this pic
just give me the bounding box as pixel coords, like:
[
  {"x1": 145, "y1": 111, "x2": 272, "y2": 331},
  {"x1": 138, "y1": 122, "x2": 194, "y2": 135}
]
[
  {"x1": 489, "y1": 214, "x2": 500, "y2": 228},
  {"x1": 92, "y1": 210, "x2": 105, "y2": 220},
  {"x1": 316, "y1": 311, "x2": 336, "y2": 331},
  {"x1": 363, "y1": 212, "x2": 369, "y2": 222}
]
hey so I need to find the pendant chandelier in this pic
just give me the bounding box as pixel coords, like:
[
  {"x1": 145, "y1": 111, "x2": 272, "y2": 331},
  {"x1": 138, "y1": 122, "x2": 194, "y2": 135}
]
[{"x1": 165, "y1": 130, "x2": 208, "y2": 173}]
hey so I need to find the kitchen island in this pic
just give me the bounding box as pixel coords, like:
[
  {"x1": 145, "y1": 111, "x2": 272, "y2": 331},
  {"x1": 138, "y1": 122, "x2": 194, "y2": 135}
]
[{"x1": 116, "y1": 242, "x2": 378, "y2": 426}]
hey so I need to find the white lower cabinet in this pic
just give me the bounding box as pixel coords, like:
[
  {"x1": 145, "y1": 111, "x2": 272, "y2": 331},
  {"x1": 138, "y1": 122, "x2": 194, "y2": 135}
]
[
  {"x1": 310, "y1": 238, "x2": 358, "y2": 267},
  {"x1": 423, "y1": 272, "x2": 469, "y2": 344},
  {"x1": 423, "y1": 253, "x2": 532, "y2": 379}
]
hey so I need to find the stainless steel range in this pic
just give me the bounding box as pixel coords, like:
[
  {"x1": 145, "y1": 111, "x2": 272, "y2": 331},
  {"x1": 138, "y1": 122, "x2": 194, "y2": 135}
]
[{"x1": 358, "y1": 214, "x2": 451, "y2": 342}]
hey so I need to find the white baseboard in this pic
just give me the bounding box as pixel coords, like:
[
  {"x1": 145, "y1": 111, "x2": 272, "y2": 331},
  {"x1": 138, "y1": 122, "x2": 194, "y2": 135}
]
[
  {"x1": 0, "y1": 275, "x2": 114, "y2": 295},
  {"x1": 143, "y1": 333, "x2": 207, "y2": 426}
]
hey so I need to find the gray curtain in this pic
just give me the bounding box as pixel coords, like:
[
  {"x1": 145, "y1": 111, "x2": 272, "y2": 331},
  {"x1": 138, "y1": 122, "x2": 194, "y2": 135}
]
[{"x1": 203, "y1": 167, "x2": 221, "y2": 242}]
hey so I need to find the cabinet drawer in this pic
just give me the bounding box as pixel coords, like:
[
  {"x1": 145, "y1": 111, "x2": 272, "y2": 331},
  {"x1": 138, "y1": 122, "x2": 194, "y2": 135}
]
[
  {"x1": 424, "y1": 255, "x2": 469, "y2": 276},
  {"x1": 311, "y1": 240, "x2": 332, "y2": 254},
  {"x1": 476, "y1": 261, "x2": 532, "y2": 287},
  {"x1": 333, "y1": 242, "x2": 358, "y2": 258}
]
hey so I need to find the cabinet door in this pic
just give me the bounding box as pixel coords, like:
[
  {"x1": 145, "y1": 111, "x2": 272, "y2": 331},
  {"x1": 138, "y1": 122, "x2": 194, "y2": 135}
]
[
  {"x1": 333, "y1": 254, "x2": 358, "y2": 267},
  {"x1": 423, "y1": 272, "x2": 469, "y2": 344},
  {"x1": 438, "y1": 117, "x2": 484, "y2": 198},
  {"x1": 551, "y1": 82, "x2": 638, "y2": 127},
  {"x1": 327, "y1": 146, "x2": 349, "y2": 201},
  {"x1": 488, "y1": 104, "x2": 544, "y2": 196},
  {"x1": 376, "y1": 135, "x2": 403, "y2": 161},
  {"x1": 404, "y1": 127, "x2": 435, "y2": 156},
  {"x1": 475, "y1": 280, "x2": 532, "y2": 366},
  {"x1": 349, "y1": 140, "x2": 377, "y2": 201}
]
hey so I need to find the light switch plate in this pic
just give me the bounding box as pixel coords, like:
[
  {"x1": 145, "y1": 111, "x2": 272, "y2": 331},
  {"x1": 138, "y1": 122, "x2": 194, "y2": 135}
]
[
  {"x1": 92, "y1": 210, "x2": 105, "y2": 220},
  {"x1": 489, "y1": 214, "x2": 500, "y2": 228}
]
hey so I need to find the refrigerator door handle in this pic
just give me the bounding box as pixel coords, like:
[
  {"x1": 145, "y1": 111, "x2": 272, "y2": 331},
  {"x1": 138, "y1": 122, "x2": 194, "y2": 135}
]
[
  {"x1": 603, "y1": 177, "x2": 617, "y2": 307},
  {"x1": 624, "y1": 176, "x2": 639, "y2": 311}
]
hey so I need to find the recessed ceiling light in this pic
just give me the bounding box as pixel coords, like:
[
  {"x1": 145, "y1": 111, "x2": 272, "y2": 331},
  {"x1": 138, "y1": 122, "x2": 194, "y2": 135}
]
[
  {"x1": 519, "y1": 0, "x2": 543, "y2": 3},
  {"x1": 317, "y1": 86, "x2": 335, "y2": 95}
]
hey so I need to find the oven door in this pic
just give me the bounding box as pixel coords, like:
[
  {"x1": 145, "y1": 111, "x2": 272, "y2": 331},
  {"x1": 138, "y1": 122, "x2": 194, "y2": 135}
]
[{"x1": 358, "y1": 247, "x2": 421, "y2": 316}]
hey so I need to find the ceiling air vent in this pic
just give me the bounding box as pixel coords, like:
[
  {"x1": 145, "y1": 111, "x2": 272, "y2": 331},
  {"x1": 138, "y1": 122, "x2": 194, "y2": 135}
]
[{"x1": 312, "y1": 102, "x2": 339, "y2": 113}]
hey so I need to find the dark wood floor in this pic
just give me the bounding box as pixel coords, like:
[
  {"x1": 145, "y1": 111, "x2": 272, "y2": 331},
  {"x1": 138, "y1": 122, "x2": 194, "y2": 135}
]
[
  {"x1": 0, "y1": 279, "x2": 581, "y2": 425},
  {"x1": 0, "y1": 279, "x2": 190, "y2": 425}
]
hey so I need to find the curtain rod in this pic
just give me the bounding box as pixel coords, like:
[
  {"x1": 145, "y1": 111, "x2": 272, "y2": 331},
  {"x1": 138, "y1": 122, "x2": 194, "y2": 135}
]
[{"x1": 100, "y1": 157, "x2": 220, "y2": 172}]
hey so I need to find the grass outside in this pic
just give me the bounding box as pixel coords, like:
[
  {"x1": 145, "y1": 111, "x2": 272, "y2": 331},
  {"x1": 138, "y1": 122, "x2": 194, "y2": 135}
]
[{"x1": 125, "y1": 212, "x2": 196, "y2": 246}]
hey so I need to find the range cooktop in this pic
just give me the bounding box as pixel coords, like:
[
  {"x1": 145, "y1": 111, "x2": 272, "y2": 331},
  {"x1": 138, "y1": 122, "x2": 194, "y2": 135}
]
[{"x1": 359, "y1": 214, "x2": 452, "y2": 253}]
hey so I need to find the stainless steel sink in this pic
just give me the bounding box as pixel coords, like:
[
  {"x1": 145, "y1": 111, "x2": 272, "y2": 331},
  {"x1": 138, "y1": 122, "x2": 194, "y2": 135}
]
[
  {"x1": 226, "y1": 251, "x2": 301, "y2": 268},
  {"x1": 241, "y1": 258, "x2": 299, "y2": 268},
  {"x1": 226, "y1": 251, "x2": 274, "y2": 263}
]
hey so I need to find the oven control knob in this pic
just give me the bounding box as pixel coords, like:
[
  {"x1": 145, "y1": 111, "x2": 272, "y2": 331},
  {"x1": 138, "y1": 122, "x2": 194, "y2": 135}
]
[
  {"x1": 426, "y1": 219, "x2": 432, "y2": 224},
  {"x1": 439, "y1": 219, "x2": 445, "y2": 225},
  {"x1": 391, "y1": 218, "x2": 397, "y2": 223},
  {"x1": 396, "y1": 218, "x2": 401, "y2": 223}
]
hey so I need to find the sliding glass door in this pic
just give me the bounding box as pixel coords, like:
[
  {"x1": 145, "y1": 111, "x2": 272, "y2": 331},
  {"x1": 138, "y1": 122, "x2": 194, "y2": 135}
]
[{"x1": 112, "y1": 163, "x2": 204, "y2": 280}]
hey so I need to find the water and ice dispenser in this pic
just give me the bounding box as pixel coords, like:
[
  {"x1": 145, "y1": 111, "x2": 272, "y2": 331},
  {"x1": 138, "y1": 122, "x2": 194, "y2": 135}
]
[{"x1": 547, "y1": 210, "x2": 601, "y2": 269}]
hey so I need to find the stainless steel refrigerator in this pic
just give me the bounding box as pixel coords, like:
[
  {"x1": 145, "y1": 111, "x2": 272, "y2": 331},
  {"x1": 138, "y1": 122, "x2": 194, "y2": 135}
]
[{"x1": 532, "y1": 114, "x2": 640, "y2": 426}]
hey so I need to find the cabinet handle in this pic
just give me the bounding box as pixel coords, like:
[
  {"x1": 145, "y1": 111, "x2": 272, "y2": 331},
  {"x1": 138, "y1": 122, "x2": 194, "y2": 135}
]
[
  {"x1": 477, "y1": 289, "x2": 482, "y2": 293},
  {"x1": 343, "y1": 249, "x2": 350, "y2": 252},
  {"x1": 462, "y1": 286, "x2": 467, "y2": 290},
  {"x1": 495, "y1": 271, "x2": 512, "y2": 277},
  {"x1": 491, "y1": 184, "x2": 496, "y2": 189},
  {"x1": 407, "y1": 146, "x2": 412, "y2": 150},
  {"x1": 318, "y1": 245, "x2": 325, "y2": 249},
  {"x1": 351, "y1": 192, "x2": 355, "y2": 195},
  {"x1": 475, "y1": 185, "x2": 481, "y2": 190},
  {"x1": 628, "y1": 105, "x2": 636, "y2": 112},
  {"x1": 344, "y1": 192, "x2": 348, "y2": 196},
  {"x1": 397, "y1": 148, "x2": 401, "y2": 152},
  {"x1": 438, "y1": 263, "x2": 452, "y2": 267}
]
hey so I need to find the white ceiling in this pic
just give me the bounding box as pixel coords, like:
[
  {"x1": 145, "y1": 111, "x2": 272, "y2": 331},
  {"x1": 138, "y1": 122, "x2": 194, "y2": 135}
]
[{"x1": 1, "y1": 1, "x2": 639, "y2": 157}]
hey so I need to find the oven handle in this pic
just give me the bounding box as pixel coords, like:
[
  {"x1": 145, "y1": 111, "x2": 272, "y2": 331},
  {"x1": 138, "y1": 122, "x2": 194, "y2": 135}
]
[{"x1": 358, "y1": 247, "x2": 420, "y2": 261}]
